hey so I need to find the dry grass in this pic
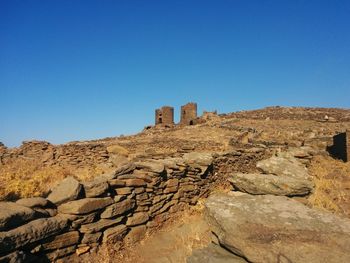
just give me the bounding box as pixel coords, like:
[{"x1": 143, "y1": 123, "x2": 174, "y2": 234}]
[
  {"x1": 0, "y1": 158, "x2": 110, "y2": 201},
  {"x1": 308, "y1": 155, "x2": 350, "y2": 216}
]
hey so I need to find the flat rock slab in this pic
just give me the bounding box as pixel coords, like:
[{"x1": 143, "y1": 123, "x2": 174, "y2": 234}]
[
  {"x1": 40, "y1": 231, "x2": 80, "y2": 251},
  {"x1": 47, "y1": 177, "x2": 83, "y2": 205},
  {"x1": 83, "y1": 180, "x2": 110, "y2": 198},
  {"x1": 135, "y1": 160, "x2": 165, "y2": 174},
  {"x1": 58, "y1": 197, "x2": 113, "y2": 215},
  {"x1": 0, "y1": 215, "x2": 69, "y2": 254},
  {"x1": 229, "y1": 173, "x2": 314, "y2": 196},
  {"x1": 100, "y1": 199, "x2": 135, "y2": 219},
  {"x1": 80, "y1": 217, "x2": 124, "y2": 234},
  {"x1": 183, "y1": 152, "x2": 213, "y2": 166},
  {"x1": 187, "y1": 243, "x2": 248, "y2": 263},
  {"x1": 205, "y1": 193, "x2": 350, "y2": 263},
  {"x1": 15, "y1": 197, "x2": 49, "y2": 208},
  {"x1": 256, "y1": 156, "x2": 310, "y2": 180},
  {"x1": 0, "y1": 202, "x2": 37, "y2": 231}
]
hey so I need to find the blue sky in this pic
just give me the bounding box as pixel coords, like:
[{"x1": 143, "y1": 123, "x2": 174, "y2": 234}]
[{"x1": 1, "y1": 0, "x2": 350, "y2": 147}]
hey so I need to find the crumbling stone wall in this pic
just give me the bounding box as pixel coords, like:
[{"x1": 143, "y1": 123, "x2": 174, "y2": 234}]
[
  {"x1": 0, "y1": 153, "x2": 214, "y2": 262},
  {"x1": 155, "y1": 106, "x2": 174, "y2": 126},
  {"x1": 0, "y1": 141, "x2": 110, "y2": 167},
  {"x1": 180, "y1": 103, "x2": 197, "y2": 125},
  {"x1": 328, "y1": 131, "x2": 349, "y2": 162}
]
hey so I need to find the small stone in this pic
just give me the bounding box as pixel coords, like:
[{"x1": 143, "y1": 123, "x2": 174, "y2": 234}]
[
  {"x1": 103, "y1": 224, "x2": 128, "y2": 243},
  {"x1": 76, "y1": 246, "x2": 90, "y2": 256},
  {"x1": 81, "y1": 232, "x2": 102, "y2": 244},
  {"x1": 124, "y1": 225, "x2": 147, "y2": 244},
  {"x1": 108, "y1": 179, "x2": 126, "y2": 187},
  {"x1": 126, "y1": 212, "x2": 149, "y2": 226},
  {"x1": 124, "y1": 179, "x2": 146, "y2": 187},
  {"x1": 101, "y1": 199, "x2": 135, "y2": 219},
  {"x1": 115, "y1": 187, "x2": 133, "y2": 195}
]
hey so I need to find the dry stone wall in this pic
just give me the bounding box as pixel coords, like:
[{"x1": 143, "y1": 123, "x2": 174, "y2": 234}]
[
  {"x1": 0, "y1": 153, "x2": 214, "y2": 262},
  {"x1": 0, "y1": 141, "x2": 109, "y2": 167}
]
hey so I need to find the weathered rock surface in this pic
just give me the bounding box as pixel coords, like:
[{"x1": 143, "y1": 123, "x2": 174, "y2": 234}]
[
  {"x1": 126, "y1": 212, "x2": 149, "y2": 226},
  {"x1": 81, "y1": 232, "x2": 102, "y2": 244},
  {"x1": 0, "y1": 202, "x2": 37, "y2": 231},
  {"x1": 135, "y1": 160, "x2": 165, "y2": 174},
  {"x1": 83, "y1": 180, "x2": 109, "y2": 198},
  {"x1": 79, "y1": 217, "x2": 124, "y2": 234},
  {"x1": 15, "y1": 197, "x2": 49, "y2": 208},
  {"x1": 124, "y1": 225, "x2": 147, "y2": 244},
  {"x1": 47, "y1": 177, "x2": 83, "y2": 205},
  {"x1": 205, "y1": 192, "x2": 350, "y2": 263},
  {"x1": 102, "y1": 224, "x2": 128, "y2": 243},
  {"x1": 0, "y1": 215, "x2": 69, "y2": 254},
  {"x1": 58, "y1": 197, "x2": 113, "y2": 215},
  {"x1": 256, "y1": 156, "x2": 310, "y2": 179},
  {"x1": 183, "y1": 152, "x2": 213, "y2": 166},
  {"x1": 40, "y1": 231, "x2": 80, "y2": 250},
  {"x1": 100, "y1": 199, "x2": 135, "y2": 219},
  {"x1": 0, "y1": 250, "x2": 30, "y2": 263},
  {"x1": 229, "y1": 173, "x2": 314, "y2": 196},
  {"x1": 183, "y1": 152, "x2": 213, "y2": 174},
  {"x1": 114, "y1": 162, "x2": 136, "y2": 176},
  {"x1": 187, "y1": 243, "x2": 248, "y2": 263}
]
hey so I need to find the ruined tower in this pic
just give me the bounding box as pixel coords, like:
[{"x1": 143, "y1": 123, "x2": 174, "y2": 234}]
[
  {"x1": 155, "y1": 106, "x2": 174, "y2": 126},
  {"x1": 330, "y1": 131, "x2": 350, "y2": 162},
  {"x1": 180, "y1": 102, "x2": 197, "y2": 125}
]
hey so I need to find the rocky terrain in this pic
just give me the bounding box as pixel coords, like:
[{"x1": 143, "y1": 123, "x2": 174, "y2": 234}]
[{"x1": 0, "y1": 106, "x2": 350, "y2": 262}]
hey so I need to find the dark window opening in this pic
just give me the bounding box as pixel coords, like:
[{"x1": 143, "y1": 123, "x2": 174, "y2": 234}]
[
  {"x1": 158, "y1": 117, "x2": 162, "y2": 123},
  {"x1": 189, "y1": 120, "x2": 194, "y2": 125}
]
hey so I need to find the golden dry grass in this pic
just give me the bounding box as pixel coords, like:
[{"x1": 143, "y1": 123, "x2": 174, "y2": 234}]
[
  {"x1": 0, "y1": 158, "x2": 110, "y2": 201},
  {"x1": 308, "y1": 155, "x2": 350, "y2": 216}
]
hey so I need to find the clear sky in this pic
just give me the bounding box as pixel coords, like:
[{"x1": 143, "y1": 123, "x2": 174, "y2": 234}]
[{"x1": 1, "y1": 0, "x2": 350, "y2": 147}]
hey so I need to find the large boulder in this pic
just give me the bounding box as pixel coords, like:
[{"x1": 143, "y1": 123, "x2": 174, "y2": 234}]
[
  {"x1": 47, "y1": 177, "x2": 83, "y2": 205},
  {"x1": 229, "y1": 173, "x2": 314, "y2": 196},
  {"x1": 256, "y1": 156, "x2": 310, "y2": 180},
  {"x1": 0, "y1": 215, "x2": 69, "y2": 254},
  {"x1": 205, "y1": 192, "x2": 350, "y2": 263},
  {"x1": 0, "y1": 202, "x2": 37, "y2": 231}
]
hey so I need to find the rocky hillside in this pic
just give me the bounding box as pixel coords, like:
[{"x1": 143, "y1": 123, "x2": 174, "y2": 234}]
[{"x1": 0, "y1": 106, "x2": 349, "y2": 262}]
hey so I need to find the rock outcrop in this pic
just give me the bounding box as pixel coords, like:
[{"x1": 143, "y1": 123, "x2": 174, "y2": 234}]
[
  {"x1": 229, "y1": 172, "x2": 314, "y2": 196},
  {"x1": 205, "y1": 192, "x2": 350, "y2": 263}
]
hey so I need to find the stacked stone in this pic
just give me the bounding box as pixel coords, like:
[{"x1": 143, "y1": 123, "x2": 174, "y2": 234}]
[
  {"x1": 0, "y1": 153, "x2": 213, "y2": 262},
  {"x1": 0, "y1": 141, "x2": 110, "y2": 168},
  {"x1": 54, "y1": 143, "x2": 109, "y2": 167}
]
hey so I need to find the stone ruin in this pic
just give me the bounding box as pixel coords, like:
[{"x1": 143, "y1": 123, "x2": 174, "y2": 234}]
[
  {"x1": 180, "y1": 102, "x2": 197, "y2": 125},
  {"x1": 155, "y1": 106, "x2": 174, "y2": 126},
  {"x1": 155, "y1": 102, "x2": 198, "y2": 126},
  {"x1": 328, "y1": 130, "x2": 350, "y2": 162},
  {"x1": 0, "y1": 153, "x2": 216, "y2": 262}
]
